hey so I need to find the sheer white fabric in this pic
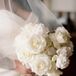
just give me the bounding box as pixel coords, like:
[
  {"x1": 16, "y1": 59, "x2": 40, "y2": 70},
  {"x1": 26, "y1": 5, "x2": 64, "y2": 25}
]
[
  {"x1": 0, "y1": 10, "x2": 25, "y2": 76},
  {"x1": 0, "y1": 10, "x2": 25, "y2": 59}
]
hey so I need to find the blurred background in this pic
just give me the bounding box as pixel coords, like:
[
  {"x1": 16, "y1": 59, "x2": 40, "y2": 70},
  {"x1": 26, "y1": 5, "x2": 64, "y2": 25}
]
[{"x1": 0, "y1": 0, "x2": 76, "y2": 76}]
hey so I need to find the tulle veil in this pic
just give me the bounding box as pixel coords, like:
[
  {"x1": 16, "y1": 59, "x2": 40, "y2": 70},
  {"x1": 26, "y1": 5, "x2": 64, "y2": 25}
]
[{"x1": 0, "y1": 0, "x2": 62, "y2": 70}]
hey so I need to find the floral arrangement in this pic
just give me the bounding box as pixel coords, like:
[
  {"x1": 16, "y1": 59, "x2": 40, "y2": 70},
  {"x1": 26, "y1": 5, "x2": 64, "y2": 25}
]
[{"x1": 14, "y1": 23, "x2": 73, "y2": 76}]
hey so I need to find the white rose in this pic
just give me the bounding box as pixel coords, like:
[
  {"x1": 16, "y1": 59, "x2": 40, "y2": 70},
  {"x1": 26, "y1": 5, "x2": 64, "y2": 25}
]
[
  {"x1": 29, "y1": 54, "x2": 51, "y2": 75},
  {"x1": 55, "y1": 32, "x2": 68, "y2": 43},
  {"x1": 16, "y1": 50, "x2": 33, "y2": 63},
  {"x1": 14, "y1": 33, "x2": 46, "y2": 54},
  {"x1": 57, "y1": 47, "x2": 73, "y2": 57},
  {"x1": 55, "y1": 27, "x2": 71, "y2": 38},
  {"x1": 16, "y1": 49, "x2": 33, "y2": 68},
  {"x1": 22, "y1": 23, "x2": 49, "y2": 37},
  {"x1": 33, "y1": 23, "x2": 49, "y2": 36},
  {"x1": 26, "y1": 35, "x2": 46, "y2": 54},
  {"x1": 55, "y1": 27, "x2": 71, "y2": 43},
  {"x1": 56, "y1": 54, "x2": 69, "y2": 69},
  {"x1": 25, "y1": 36, "x2": 46, "y2": 54}
]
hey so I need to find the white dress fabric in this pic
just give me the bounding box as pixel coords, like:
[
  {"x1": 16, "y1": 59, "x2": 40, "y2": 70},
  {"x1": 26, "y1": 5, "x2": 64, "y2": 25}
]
[{"x1": 0, "y1": 10, "x2": 25, "y2": 76}]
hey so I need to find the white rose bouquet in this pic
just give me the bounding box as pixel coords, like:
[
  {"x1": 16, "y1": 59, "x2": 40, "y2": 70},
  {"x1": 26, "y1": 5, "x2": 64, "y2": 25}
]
[{"x1": 14, "y1": 23, "x2": 73, "y2": 76}]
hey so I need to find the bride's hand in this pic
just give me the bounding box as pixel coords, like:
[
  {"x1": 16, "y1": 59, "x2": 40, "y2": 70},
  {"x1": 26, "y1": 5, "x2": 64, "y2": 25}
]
[{"x1": 15, "y1": 60, "x2": 35, "y2": 76}]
